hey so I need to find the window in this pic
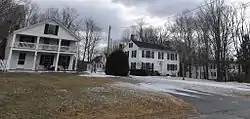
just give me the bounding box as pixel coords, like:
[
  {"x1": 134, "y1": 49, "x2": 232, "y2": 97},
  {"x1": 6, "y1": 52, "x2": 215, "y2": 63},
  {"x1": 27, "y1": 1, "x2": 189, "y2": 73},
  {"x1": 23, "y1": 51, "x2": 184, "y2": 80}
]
[
  {"x1": 39, "y1": 55, "x2": 54, "y2": 66},
  {"x1": 129, "y1": 43, "x2": 133, "y2": 48},
  {"x1": 141, "y1": 62, "x2": 154, "y2": 70},
  {"x1": 151, "y1": 63, "x2": 154, "y2": 71},
  {"x1": 43, "y1": 38, "x2": 50, "y2": 44},
  {"x1": 171, "y1": 54, "x2": 175, "y2": 60},
  {"x1": 167, "y1": 64, "x2": 177, "y2": 71},
  {"x1": 131, "y1": 62, "x2": 136, "y2": 69},
  {"x1": 58, "y1": 55, "x2": 70, "y2": 67},
  {"x1": 158, "y1": 52, "x2": 164, "y2": 59},
  {"x1": 61, "y1": 40, "x2": 70, "y2": 46},
  {"x1": 142, "y1": 50, "x2": 145, "y2": 58},
  {"x1": 175, "y1": 54, "x2": 177, "y2": 60},
  {"x1": 142, "y1": 62, "x2": 146, "y2": 69},
  {"x1": 131, "y1": 50, "x2": 137, "y2": 58},
  {"x1": 44, "y1": 24, "x2": 59, "y2": 35},
  {"x1": 146, "y1": 51, "x2": 151, "y2": 58},
  {"x1": 17, "y1": 53, "x2": 26, "y2": 65},
  {"x1": 211, "y1": 72, "x2": 217, "y2": 77},
  {"x1": 151, "y1": 51, "x2": 154, "y2": 58},
  {"x1": 167, "y1": 53, "x2": 170, "y2": 60},
  {"x1": 146, "y1": 63, "x2": 151, "y2": 70}
]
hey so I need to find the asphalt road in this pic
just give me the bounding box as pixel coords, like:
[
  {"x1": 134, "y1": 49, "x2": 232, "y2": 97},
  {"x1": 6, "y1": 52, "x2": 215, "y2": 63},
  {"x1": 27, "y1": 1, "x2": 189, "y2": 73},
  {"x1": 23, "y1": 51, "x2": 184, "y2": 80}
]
[
  {"x1": 175, "y1": 91, "x2": 250, "y2": 119},
  {"x1": 118, "y1": 76, "x2": 250, "y2": 119}
]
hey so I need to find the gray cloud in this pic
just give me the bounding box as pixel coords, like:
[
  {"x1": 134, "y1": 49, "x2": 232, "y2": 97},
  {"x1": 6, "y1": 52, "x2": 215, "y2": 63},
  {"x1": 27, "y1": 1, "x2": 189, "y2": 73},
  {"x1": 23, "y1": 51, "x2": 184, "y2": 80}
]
[
  {"x1": 112, "y1": 0, "x2": 201, "y2": 17},
  {"x1": 32, "y1": 0, "x2": 128, "y2": 40}
]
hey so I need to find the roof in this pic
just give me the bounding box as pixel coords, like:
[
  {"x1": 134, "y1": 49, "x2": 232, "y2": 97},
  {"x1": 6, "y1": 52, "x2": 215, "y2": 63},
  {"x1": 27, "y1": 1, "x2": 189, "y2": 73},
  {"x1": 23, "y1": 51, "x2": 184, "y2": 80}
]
[
  {"x1": 91, "y1": 56, "x2": 103, "y2": 63},
  {"x1": 13, "y1": 19, "x2": 81, "y2": 41},
  {"x1": 132, "y1": 40, "x2": 175, "y2": 51}
]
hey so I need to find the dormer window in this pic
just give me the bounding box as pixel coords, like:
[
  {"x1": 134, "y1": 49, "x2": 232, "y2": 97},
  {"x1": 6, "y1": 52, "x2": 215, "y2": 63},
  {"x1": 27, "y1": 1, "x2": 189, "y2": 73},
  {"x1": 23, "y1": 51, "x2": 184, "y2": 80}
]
[
  {"x1": 44, "y1": 24, "x2": 59, "y2": 35},
  {"x1": 129, "y1": 43, "x2": 133, "y2": 48}
]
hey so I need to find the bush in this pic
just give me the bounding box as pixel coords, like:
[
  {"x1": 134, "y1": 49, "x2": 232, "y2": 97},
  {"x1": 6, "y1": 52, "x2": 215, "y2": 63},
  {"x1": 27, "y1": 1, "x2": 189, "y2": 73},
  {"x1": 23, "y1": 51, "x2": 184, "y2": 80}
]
[
  {"x1": 105, "y1": 50, "x2": 129, "y2": 76},
  {"x1": 130, "y1": 69, "x2": 160, "y2": 76}
]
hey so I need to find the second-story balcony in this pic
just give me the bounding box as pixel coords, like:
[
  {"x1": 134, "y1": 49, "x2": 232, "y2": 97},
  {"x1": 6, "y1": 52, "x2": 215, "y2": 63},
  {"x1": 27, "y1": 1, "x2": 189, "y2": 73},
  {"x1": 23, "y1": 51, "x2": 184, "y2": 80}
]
[
  {"x1": 13, "y1": 42, "x2": 76, "y2": 53},
  {"x1": 38, "y1": 44, "x2": 59, "y2": 51},
  {"x1": 14, "y1": 42, "x2": 36, "y2": 50},
  {"x1": 60, "y1": 46, "x2": 77, "y2": 53}
]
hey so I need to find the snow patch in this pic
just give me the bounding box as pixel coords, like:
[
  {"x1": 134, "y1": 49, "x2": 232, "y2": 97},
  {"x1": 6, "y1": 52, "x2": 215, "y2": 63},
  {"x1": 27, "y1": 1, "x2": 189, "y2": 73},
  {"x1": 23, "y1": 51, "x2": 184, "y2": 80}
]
[{"x1": 79, "y1": 71, "x2": 118, "y2": 78}]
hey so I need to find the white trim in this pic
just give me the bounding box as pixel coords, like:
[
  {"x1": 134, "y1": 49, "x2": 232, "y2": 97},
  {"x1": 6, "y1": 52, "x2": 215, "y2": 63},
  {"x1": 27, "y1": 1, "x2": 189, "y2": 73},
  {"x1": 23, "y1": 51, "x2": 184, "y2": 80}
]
[
  {"x1": 7, "y1": 34, "x2": 16, "y2": 70},
  {"x1": 13, "y1": 19, "x2": 81, "y2": 41},
  {"x1": 54, "y1": 39, "x2": 61, "y2": 71},
  {"x1": 75, "y1": 41, "x2": 79, "y2": 71},
  {"x1": 55, "y1": 53, "x2": 60, "y2": 71}
]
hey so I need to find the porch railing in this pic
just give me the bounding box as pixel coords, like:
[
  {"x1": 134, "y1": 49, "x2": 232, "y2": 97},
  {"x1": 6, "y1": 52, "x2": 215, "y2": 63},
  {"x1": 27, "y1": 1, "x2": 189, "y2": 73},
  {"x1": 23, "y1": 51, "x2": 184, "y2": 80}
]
[
  {"x1": 0, "y1": 59, "x2": 7, "y2": 71},
  {"x1": 14, "y1": 42, "x2": 36, "y2": 49},
  {"x1": 13, "y1": 42, "x2": 76, "y2": 53},
  {"x1": 38, "y1": 44, "x2": 59, "y2": 51},
  {"x1": 60, "y1": 46, "x2": 77, "y2": 53}
]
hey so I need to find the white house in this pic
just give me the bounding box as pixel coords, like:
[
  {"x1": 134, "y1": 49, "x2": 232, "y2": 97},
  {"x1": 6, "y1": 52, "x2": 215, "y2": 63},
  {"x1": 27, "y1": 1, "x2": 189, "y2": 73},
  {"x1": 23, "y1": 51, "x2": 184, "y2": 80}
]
[
  {"x1": 123, "y1": 40, "x2": 180, "y2": 76},
  {"x1": 186, "y1": 62, "x2": 241, "y2": 80},
  {"x1": 86, "y1": 56, "x2": 106, "y2": 72},
  {"x1": 4, "y1": 19, "x2": 79, "y2": 71}
]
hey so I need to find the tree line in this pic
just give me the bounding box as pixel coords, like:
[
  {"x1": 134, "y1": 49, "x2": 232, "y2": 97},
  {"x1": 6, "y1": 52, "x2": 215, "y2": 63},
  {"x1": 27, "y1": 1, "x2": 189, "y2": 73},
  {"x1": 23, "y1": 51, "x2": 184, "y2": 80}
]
[
  {"x1": 0, "y1": 0, "x2": 102, "y2": 63},
  {"x1": 120, "y1": 0, "x2": 250, "y2": 82}
]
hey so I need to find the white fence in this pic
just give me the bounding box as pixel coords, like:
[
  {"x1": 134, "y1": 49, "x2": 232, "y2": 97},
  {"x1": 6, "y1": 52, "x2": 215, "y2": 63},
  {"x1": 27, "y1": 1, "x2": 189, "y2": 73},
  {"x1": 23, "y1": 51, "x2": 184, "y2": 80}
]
[{"x1": 0, "y1": 59, "x2": 7, "y2": 71}]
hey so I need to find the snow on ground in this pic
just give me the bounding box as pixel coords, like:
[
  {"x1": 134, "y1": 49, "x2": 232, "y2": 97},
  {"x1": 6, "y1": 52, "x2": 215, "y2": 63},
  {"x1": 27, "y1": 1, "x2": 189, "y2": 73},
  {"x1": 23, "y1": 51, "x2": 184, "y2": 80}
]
[
  {"x1": 116, "y1": 76, "x2": 250, "y2": 98},
  {"x1": 79, "y1": 71, "x2": 118, "y2": 78}
]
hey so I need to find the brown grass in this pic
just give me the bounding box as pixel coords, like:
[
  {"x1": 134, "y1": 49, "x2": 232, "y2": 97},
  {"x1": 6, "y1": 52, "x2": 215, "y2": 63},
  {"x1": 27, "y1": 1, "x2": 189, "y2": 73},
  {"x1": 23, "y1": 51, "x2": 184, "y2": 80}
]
[{"x1": 0, "y1": 73, "x2": 196, "y2": 119}]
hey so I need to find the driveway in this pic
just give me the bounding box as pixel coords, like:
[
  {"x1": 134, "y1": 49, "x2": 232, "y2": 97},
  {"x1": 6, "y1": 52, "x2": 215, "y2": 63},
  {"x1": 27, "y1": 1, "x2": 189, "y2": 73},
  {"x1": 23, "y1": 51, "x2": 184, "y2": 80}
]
[{"x1": 116, "y1": 76, "x2": 250, "y2": 119}]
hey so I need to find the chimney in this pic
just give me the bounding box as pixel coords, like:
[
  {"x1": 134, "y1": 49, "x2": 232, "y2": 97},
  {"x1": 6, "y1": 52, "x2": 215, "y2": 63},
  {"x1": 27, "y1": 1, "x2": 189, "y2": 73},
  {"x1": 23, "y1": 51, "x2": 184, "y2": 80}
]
[
  {"x1": 130, "y1": 34, "x2": 135, "y2": 41},
  {"x1": 119, "y1": 44, "x2": 123, "y2": 50}
]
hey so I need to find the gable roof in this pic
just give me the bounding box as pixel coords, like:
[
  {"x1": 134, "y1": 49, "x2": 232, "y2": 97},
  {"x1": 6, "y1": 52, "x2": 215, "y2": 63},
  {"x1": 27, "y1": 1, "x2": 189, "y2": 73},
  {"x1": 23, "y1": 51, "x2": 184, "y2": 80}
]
[
  {"x1": 91, "y1": 56, "x2": 103, "y2": 63},
  {"x1": 13, "y1": 19, "x2": 81, "y2": 41},
  {"x1": 132, "y1": 40, "x2": 174, "y2": 51}
]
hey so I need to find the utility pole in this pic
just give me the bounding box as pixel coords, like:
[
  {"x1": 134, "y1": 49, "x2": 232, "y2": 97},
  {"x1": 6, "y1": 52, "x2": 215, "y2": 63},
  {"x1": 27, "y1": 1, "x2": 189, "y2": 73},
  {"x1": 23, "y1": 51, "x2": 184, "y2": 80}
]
[{"x1": 107, "y1": 25, "x2": 112, "y2": 55}]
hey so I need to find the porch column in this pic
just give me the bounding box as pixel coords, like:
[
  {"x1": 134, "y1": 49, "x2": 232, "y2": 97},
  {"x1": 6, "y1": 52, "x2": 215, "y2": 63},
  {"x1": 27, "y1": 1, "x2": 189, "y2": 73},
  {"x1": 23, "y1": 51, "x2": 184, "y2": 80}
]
[
  {"x1": 68, "y1": 55, "x2": 74, "y2": 70},
  {"x1": 74, "y1": 41, "x2": 79, "y2": 71},
  {"x1": 32, "y1": 37, "x2": 40, "y2": 70},
  {"x1": 55, "y1": 39, "x2": 62, "y2": 71},
  {"x1": 7, "y1": 34, "x2": 16, "y2": 70}
]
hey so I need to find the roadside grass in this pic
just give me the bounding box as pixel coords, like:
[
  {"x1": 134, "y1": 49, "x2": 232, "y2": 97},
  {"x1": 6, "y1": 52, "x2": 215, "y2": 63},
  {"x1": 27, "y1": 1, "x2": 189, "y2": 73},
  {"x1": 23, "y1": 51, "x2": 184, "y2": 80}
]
[{"x1": 0, "y1": 73, "x2": 196, "y2": 119}]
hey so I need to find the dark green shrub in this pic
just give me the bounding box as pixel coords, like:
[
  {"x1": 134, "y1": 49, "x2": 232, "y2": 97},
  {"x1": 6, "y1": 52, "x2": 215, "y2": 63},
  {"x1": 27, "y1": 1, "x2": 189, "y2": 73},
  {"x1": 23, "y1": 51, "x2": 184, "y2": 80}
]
[
  {"x1": 130, "y1": 69, "x2": 160, "y2": 76},
  {"x1": 105, "y1": 50, "x2": 129, "y2": 76},
  {"x1": 130, "y1": 69, "x2": 149, "y2": 76}
]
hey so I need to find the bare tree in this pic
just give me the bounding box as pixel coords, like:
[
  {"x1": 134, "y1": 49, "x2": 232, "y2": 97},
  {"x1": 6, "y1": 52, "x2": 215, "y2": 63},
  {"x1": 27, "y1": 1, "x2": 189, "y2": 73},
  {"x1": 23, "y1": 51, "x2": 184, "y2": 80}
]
[
  {"x1": 23, "y1": 2, "x2": 40, "y2": 26},
  {"x1": 200, "y1": 0, "x2": 236, "y2": 81},
  {"x1": 80, "y1": 18, "x2": 102, "y2": 62},
  {"x1": 171, "y1": 13, "x2": 197, "y2": 79}
]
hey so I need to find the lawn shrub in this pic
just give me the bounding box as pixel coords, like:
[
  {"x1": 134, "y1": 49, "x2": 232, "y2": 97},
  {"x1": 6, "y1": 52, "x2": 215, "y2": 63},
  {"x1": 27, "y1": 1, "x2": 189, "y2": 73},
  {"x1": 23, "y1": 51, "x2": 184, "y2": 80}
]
[
  {"x1": 105, "y1": 50, "x2": 129, "y2": 76},
  {"x1": 130, "y1": 69, "x2": 160, "y2": 76}
]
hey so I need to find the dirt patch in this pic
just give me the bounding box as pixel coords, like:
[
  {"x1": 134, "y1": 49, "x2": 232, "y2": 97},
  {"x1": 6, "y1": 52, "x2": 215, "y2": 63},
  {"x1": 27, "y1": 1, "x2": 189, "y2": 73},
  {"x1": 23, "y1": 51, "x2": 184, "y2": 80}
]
[{"x1": 0, "y1": 73, "x2": 196, "y2": 119}]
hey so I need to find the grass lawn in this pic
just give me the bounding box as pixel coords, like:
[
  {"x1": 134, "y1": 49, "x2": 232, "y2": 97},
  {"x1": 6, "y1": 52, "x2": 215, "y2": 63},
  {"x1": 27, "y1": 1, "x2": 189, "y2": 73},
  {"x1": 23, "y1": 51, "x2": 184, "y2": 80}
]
[{"x1": 0, "y1": 73, "x2": 196, "y2": 119}]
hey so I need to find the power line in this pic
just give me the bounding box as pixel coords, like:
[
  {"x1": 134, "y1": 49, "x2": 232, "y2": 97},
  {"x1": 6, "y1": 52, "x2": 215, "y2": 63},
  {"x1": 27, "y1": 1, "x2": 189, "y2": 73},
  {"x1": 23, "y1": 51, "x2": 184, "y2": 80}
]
[{"x1": 115, "y1": 0, "x2": 250, "y2": 29}]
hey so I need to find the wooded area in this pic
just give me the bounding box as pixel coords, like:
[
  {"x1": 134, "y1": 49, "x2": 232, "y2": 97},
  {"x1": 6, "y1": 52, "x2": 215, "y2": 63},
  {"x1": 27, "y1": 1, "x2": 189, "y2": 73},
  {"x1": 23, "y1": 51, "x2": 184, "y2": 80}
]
[
  {"x1": 120, "y1": 0, "x2": 250, "y2": 82},
  {"x1": 0, "y1": 0, "x2": 102, "y2": 63}
]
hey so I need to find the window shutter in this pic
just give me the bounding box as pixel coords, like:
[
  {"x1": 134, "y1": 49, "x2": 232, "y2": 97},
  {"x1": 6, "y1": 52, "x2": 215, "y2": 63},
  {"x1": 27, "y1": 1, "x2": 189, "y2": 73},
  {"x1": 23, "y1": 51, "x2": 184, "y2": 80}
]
[
  {"x1": 44, "y1": 24, "x2": 49, "y2": 34},
  {"x1": 55, "y1": 25, "x2": 59, "y2": 35}
]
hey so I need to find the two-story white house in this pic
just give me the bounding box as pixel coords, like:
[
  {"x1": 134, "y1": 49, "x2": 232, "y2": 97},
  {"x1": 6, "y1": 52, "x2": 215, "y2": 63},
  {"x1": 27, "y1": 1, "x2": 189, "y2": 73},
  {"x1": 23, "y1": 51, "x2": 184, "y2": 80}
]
[
  {"x1": 186, "y1": 61, "x2": 241, "y2": 80},
  {"x1": 123, "y1": 40, "x2": 180, "y2": 76},
  {"x1": 4, "y1": 19, "x2": 79, "y2": 71}
]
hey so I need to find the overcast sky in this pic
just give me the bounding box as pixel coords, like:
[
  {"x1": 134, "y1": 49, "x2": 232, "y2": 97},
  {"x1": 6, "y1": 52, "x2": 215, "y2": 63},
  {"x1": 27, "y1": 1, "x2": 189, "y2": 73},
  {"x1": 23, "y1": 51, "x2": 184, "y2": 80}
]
[{"x1": 32, "y1": 0, "x2": 250, "y2": 47}]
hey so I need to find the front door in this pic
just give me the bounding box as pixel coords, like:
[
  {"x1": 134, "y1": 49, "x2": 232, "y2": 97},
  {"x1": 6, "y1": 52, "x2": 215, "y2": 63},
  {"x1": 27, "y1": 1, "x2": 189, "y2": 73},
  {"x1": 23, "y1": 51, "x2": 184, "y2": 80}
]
[{"x1": 17, "y1": 52, "x2": 26, "y2": 69}]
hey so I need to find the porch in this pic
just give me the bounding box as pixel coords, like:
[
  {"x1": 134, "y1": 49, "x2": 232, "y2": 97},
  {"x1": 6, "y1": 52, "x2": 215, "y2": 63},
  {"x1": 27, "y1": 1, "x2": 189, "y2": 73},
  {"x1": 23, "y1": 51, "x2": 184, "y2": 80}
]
[
  {"x1": 13, "y1": 34, "x2": 77, "y2": 53},
  {"x1": 9, "y1": 50, "x2": 76, "y2": 71}
]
